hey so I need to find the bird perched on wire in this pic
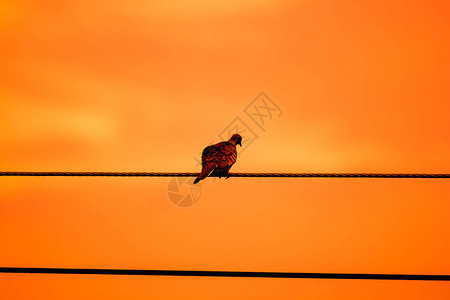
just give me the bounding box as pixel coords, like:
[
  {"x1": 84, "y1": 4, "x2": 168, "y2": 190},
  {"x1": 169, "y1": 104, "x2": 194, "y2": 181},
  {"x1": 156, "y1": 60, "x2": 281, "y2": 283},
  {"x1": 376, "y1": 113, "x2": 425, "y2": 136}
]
[{"x1": 194, "y1": 134, "x2": 242, "y2": 184}]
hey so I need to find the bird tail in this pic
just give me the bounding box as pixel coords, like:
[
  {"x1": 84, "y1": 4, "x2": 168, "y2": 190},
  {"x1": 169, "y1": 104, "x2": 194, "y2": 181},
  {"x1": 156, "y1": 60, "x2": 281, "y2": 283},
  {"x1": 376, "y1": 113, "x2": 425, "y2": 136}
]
[{"x1": 194, "y1": 164, "x2": 215, "y2": 184}]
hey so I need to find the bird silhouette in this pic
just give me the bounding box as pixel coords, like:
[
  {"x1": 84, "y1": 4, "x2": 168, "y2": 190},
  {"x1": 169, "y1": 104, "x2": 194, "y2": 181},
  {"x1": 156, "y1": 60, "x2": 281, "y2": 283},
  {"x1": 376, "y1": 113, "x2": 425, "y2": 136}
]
[{"x1": 194, "y1": 134, "x2": 242, "y2": 184}]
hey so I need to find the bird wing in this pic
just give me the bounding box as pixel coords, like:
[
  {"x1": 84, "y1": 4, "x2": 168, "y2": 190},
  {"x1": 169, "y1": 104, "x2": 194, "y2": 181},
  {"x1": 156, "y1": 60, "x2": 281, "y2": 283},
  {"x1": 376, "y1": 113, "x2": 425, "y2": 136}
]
[
  {"x1": 216, "y1": 142, "x2": 237, "y2": 169},
  {"x1": 194, "y1": 144, "x2": 220, "y2": 183}
]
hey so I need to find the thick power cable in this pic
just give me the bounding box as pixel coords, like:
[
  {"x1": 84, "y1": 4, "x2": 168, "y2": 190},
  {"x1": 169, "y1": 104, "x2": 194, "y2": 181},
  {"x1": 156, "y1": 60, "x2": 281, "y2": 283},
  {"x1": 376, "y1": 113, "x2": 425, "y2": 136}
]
[{"x1": 0, "y1": 267, "x2": 448, "y2": 281}]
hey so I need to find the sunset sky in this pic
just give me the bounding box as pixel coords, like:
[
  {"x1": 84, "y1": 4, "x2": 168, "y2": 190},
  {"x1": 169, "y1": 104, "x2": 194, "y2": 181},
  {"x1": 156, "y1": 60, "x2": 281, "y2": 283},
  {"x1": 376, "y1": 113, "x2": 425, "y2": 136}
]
[{"x1": 1, "y1": 0, "x2": 449, "y2": 298}]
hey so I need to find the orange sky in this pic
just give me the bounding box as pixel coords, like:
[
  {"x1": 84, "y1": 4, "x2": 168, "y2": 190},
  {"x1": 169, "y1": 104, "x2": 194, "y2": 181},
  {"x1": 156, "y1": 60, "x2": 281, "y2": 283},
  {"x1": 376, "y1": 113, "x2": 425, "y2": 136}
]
[{"x1": 1, "y1": 0, "x2": 449, "y2": 298}]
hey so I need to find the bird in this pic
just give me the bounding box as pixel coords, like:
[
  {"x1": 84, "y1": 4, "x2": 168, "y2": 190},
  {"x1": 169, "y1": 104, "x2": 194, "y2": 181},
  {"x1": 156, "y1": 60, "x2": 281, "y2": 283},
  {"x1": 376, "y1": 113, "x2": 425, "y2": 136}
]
[{"x1": 193, "y1": 134, "x2": 242, "y2": 184}]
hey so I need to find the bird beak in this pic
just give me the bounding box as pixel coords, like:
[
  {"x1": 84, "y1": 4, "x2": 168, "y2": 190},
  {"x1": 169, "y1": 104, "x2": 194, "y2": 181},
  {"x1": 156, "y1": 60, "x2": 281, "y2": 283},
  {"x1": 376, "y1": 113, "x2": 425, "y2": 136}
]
[{"x1": 238, "y1": 141, "x2": 242, "y2": 147}]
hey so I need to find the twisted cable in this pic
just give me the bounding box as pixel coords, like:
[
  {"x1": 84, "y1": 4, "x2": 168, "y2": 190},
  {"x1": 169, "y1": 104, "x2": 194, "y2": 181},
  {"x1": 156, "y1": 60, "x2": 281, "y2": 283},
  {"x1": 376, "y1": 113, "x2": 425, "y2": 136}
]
[{"x1": 0, "y1": 171, "x2": 448, "y2": 178}]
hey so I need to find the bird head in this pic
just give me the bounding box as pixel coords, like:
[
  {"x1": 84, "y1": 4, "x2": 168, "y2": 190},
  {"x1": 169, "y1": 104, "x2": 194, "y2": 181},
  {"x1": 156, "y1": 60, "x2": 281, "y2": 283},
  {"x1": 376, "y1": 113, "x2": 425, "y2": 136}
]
[{"x1": 229, "y1": 134, "x2": 242, "y2": 147}]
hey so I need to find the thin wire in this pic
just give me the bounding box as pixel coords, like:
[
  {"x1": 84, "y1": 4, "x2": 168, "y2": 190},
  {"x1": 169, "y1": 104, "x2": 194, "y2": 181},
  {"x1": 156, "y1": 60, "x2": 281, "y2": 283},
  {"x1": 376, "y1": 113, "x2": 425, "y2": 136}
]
[
  {"x1": 0, "y1": 172, "x2": 448, "y2": 178},
  {"x1": 0, "y1": 267, "x2": 448, "y2": 281}
]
